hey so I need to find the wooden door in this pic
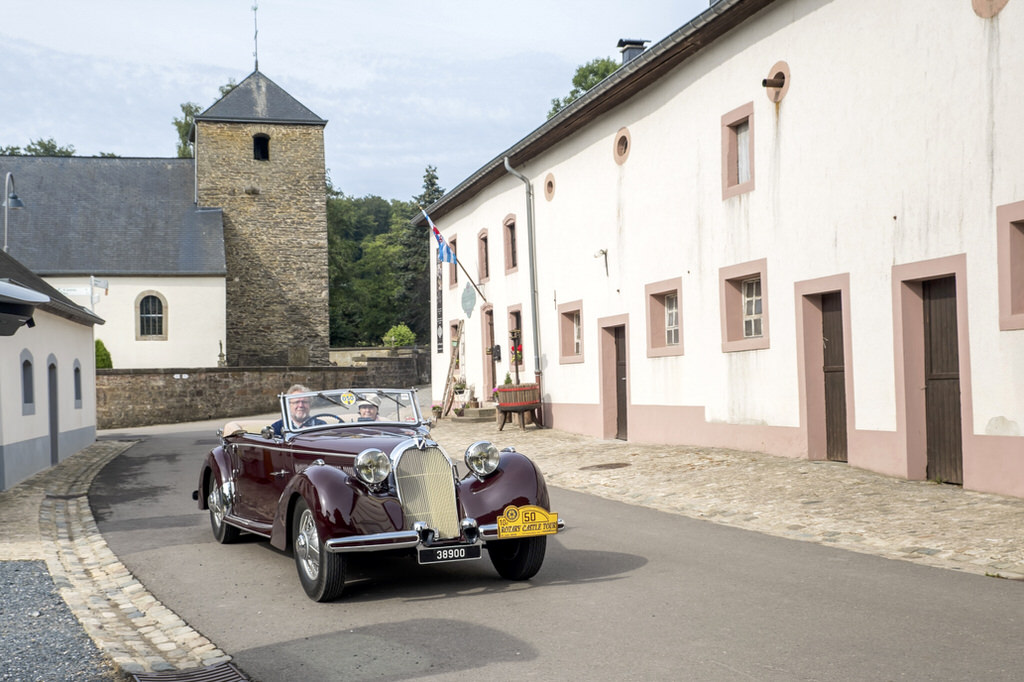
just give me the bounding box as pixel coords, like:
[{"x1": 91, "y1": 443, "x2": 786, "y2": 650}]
[
  {"x1": 923, "y1": 277, "x2": 963, "y2": 485},
  {"x1": 822, "y1": 293, "x2": 848, "y2": 462},
  {"x1": 484, "y1": 309, "x2": 496, "y2": 397},
  {"x1": 614, "y1": 326, "x2": 628, "y2": 440}
]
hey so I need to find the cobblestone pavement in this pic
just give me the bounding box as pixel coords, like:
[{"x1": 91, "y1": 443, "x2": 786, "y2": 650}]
[
  {"x1": 434, "y1": 418, "x2": 1024, "y2": 580},
  {"x1": 1, "y1": 417, "x2": 1021, "y2": 677}
]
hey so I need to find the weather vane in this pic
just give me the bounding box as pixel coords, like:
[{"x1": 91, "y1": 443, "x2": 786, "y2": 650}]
[{"x1": 252, "y1": 3, "x2": 259, "y2": 71}]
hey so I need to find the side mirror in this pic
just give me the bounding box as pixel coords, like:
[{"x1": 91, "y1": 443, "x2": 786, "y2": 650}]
[{"x1": 261, "y1": 426, "x2": 275, "y2": 439}]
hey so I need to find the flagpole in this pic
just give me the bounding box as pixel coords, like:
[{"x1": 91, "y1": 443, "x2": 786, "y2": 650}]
[
  {"x1": 421, "y1": 206, "x2": 487, "y2": 304},
  {"x1": 455, "y1": 258, "x2": 487, "y2": 303}
]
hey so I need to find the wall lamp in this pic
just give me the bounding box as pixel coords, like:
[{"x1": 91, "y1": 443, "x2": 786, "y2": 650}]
[{"x1": 3, "y1": 172, "x2": 26, "y2": 253}]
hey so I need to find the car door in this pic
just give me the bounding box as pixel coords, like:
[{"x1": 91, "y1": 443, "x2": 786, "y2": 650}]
[{"x1": 234, "y1": 436, "x2": 294, "y2": 525}]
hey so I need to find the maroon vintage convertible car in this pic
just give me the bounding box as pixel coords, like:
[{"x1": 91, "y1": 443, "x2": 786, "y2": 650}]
[{"x1": 194, "y1": 387, "x2": 563, "y2": 601}]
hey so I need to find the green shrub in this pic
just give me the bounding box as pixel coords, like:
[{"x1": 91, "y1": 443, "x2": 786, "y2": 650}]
[
  {"x1": 95, "y1": 339, "x2": 112, "y2": 368},
  {"x1": 382, "y1": 324, "x2": 416, "y2": 347}
]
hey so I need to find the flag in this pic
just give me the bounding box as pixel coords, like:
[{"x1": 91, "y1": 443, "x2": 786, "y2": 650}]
[{"x1": 423, "y1": 209, "x2": 457, "y2": 264}]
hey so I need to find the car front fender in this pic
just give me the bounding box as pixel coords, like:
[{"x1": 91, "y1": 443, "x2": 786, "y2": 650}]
[
  {"x1": 269, "y1": 464, "x2": 404, "y2": 552},
  {"x1": 196, "y1": 445, "x2": 234, "y2": 511},
  {"x1": 458, "y1": 450, "x2": 551, "y2": 525}
]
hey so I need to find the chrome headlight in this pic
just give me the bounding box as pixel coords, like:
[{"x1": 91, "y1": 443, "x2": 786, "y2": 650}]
[
  {"x1": 465, "y1": 441, "x2": 500, "y2": 478},
  {"x1": 354, "y1": 448, "x2": 391, "y2": 485}
]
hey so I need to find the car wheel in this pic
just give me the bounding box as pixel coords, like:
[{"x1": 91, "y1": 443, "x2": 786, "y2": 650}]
[
  {"x1": 208, "y1": 479, "x2": 240, "y2": 544},
  {"x1": 487, "y1": 536, "x2": 547, "y2": 580},
  {"x1": 292, "y1": 498, "x2": 346, "y2": 602}
]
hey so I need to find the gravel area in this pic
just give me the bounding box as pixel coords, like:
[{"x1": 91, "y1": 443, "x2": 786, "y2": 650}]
[{"x1": 0, "y1": 561, "x2": 118, "y2": 682}]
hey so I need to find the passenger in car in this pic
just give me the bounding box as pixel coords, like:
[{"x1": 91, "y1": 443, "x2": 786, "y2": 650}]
[
  {"x1": 270, "y1": 384, "x2": 326, "y2": 436},
  {"x1": 356, "y1": 395, "x2": 381, "y2": 421}
]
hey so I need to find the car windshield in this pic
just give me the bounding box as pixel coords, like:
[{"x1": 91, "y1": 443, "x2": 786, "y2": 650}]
[{"x1": 278, "y1": 388, "x2": 423, "y2": 432}]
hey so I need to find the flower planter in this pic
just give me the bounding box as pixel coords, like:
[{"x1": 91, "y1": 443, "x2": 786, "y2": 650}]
[{"x1": 495, "y1": 383, "x2": 540, "y2": 407}]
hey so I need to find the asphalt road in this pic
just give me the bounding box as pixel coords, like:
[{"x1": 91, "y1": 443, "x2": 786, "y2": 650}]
[{"x1": 91, "y1": 426, "x2": 1023, "y2": 681}]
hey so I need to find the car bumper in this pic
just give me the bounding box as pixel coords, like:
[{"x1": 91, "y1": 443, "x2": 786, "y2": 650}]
[{"x1": 324, "y1": 517, "x2": 565, "y2": 553}]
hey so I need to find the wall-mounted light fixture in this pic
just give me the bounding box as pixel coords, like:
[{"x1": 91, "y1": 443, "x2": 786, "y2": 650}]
[
  {"x1": 3, "y1": 172, "x2": 26, "y2": 253},
  {"x1": 594, "y1": 248, "x2": 608, "y2": 276}
]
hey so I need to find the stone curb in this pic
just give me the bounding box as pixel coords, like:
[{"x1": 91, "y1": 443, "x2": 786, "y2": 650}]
[{"x1": 28, "y1": 440, "x2": 231, "y2": 676}]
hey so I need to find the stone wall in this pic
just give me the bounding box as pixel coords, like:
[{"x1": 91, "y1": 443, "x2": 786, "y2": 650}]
[
  {"x1": 96, "y1": 356, "x2": 425, "y2": 429},
  {"x1": 196, "y1": 120, "x2": 330, "y2": 367}
]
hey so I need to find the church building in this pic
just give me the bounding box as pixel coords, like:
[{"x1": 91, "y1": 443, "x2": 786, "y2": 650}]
[{"x1": 0, "y1": 70, "x2": 329, "y2": 369}]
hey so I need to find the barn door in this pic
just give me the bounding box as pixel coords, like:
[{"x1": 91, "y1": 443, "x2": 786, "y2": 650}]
[
  {"x1": 822, "y1": 293, "x2": 848, "y2": 462},
  {"x1": 923, "y1": 276, "x2": 963, "y2": 485}
]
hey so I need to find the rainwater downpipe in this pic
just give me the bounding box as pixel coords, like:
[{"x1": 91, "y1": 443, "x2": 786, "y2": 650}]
[{"x1": 503, "y1": 157, "x2": 543, "y2": 395}]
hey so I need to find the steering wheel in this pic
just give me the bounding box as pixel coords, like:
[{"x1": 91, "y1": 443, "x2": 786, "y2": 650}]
[{"x1": 310, "y1": 413, "x2": 345, "y2": 424}]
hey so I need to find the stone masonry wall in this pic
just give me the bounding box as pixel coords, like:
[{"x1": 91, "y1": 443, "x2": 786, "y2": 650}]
[
  {"x1": 196, "y1": 121, "x2": 329, "y2": 367},
  {"x1": 96, "y1": 357, "x2": 422, "y2": 429}
]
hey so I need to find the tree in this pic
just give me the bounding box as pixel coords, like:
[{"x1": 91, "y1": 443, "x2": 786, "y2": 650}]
[
  {"x1": 398, "y1": 166, "x2": 446, "y2": 342},
  {"x1": 547, "y1": 57, "x2": 619, "y2": 119},
  {"x1": 173, "y1": 102, "x2": 201, "y2": 158},
  {"x1": 413, "y1": 165, "x2": 445, "y2": 208},
  {"x1": 325, "y1": 167, "x2": 444, "y2": 347},
  {"x1": 173, "y1": 79, "x2": 238, "y2": 158},
  {"x1": 2, "y1": 138, "x2": 76, "y2": 156}
]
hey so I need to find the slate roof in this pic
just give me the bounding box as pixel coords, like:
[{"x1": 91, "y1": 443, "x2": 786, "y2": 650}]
[
  {"x1": 0, "y1": 248, "x2": 103, "y2": 327},
  {"x1": 194, "y1": 70, "x2": 326, "y2": 127},
  {"x1": 0, "y1": 156, "x2": 225, "y2": 276}
]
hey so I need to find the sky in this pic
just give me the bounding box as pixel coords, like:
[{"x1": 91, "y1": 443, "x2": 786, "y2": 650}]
[{"x1": 1, "y1": 1, "x2": 710, "y2": 201}]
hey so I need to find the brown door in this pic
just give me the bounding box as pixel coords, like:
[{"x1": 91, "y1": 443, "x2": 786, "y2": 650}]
[
  {"x1": 822, "y1": 293, "x2": 848, "y2": 462},
  {"x1": 484, "y1": 309, "x2": 496, "y2": 397},
  {"x1": 614, "y1": 326, "x2": 628, "y2": 440},
  {"x1": 923, "y1": 277, "x2": 963, "y2": 485}
]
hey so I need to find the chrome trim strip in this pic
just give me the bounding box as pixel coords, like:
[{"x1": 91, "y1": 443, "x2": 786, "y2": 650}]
[
  {"x1": 223, "y1": 514, "x2": 272, "y2": 538},
  {"x1": 325, "y1": 530, "x2": 422, "y2": 552}
]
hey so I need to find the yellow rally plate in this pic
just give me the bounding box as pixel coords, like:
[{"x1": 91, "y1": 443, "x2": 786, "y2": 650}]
[{"x1": 497, "y1": 505, "x2": 559, "y2": 539}]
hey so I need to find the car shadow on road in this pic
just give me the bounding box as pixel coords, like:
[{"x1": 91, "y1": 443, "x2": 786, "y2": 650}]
[{"x1": 233, "y1": 617, "x2": 535, "y2": 681}]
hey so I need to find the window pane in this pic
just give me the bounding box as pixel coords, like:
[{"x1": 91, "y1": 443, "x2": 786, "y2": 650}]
[
  {"x1": 735, "y1": 120, "x2": 750, "y2": 184},
  {"x1": 665, "y1": 293, "x2": 679, "y2": 345},
  {"x1": 508, "y1": 225, "x2": 517, "y2": 268},
  {"x1": 140, "y1": 295, "x2": 164, "y2": 336},
  {"x1": 573, "y1": 312, "x2": 581, "y2": 354},
  {"x1": 22, "y1": 360, "x2": 33, "y2": 404},
  {"x1": 742, "y1": 276, "x2": 762, "y2": 338}
]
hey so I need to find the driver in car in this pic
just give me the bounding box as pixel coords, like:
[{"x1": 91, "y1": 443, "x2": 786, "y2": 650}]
[{"x1": 270, "y1": 384, "x2": 327, "y2": 436}]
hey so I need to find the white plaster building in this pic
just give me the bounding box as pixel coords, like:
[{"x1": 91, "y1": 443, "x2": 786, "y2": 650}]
[
  {"x1": 0, "y1": 156, "x2": 227, "y2": 370},
  {"x1": 0, "y1": 250, "x2": 102, "y2": 490},
  {"x1": 427, "y1": 0, "x2": 1024, "y2": 497}
]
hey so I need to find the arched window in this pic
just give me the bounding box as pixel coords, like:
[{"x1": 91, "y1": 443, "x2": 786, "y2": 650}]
[
  {"x1": 254, "y1": 133, "x2": 270, "y2": 161},
  {"x1": 20, "y1": 348, "x2": 35, "y2": 415},
  {"x1": 73, "y1": 360, "x2": 83, "y2": 408},
  {"x1": 22, "y1": 359, "x2": 33, "y2": 404},
  {"x1": 136, "y1": 291, "x2": 168, "y2": 340}
]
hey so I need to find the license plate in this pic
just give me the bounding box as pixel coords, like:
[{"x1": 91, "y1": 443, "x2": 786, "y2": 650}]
[{"x1": 418, "y1": 544, "x2": 481, "y2": 564}]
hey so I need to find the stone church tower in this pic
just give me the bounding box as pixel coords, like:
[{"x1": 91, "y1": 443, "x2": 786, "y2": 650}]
[{"x1": 193, "y1": 71, "x2": 329, "y2": 366}]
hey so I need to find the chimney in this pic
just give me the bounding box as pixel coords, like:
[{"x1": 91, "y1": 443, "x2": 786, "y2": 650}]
[{"x1": 617, "y1": 38, "x2": 649, "y2": 64}]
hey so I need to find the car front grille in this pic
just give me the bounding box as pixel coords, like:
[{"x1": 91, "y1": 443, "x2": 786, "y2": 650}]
[{"x1": 394, "y1": 445, "x2": 460, "y2": 539}]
